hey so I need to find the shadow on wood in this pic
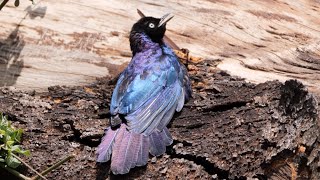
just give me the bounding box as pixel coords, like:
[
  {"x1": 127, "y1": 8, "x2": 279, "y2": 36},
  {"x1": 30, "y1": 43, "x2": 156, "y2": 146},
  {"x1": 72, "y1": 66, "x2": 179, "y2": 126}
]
[{"x1": 0, "y1": 26, "x2": 25, "y2": 87}]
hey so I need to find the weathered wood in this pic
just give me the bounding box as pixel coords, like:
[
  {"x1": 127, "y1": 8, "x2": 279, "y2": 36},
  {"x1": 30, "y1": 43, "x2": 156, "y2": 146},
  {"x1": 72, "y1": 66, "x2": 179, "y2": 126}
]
[
  {"x1": 1, "y1": 0, "x2": 320, "y2": 95},
  {"x1": 0, "y1": 59, "x2": 319, "y2": 179},
  {"x1": 1, "y1": 1, "x2": 320, "y2": 178}
]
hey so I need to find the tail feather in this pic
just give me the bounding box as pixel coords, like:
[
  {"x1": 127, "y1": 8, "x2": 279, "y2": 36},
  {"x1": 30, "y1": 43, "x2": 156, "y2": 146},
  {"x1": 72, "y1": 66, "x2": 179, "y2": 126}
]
[
  {"x1": 111, "y1": 126, "x2": 130, "y2": 174},
  {"x1": 96, "y1": 127, "x2": 119, "y2": 162},
  {"x1": 149, "y1": 130, "x2": 166, "y2": 156},
  {"x1": 136, "y1": 135, "x2": 149, "y2": 166},
  {"x1": 96, "y1": 125, "x2": 173, "y2": 174},
  {"x1": 106, "y1": 125, "x2": 148, "y2": 174},
  {"x1": 127, "y1": 133, "x2": 140, "y2": 169},
  {"x1": 161, "y1": 127, "x2": 173, "y2": 146}
]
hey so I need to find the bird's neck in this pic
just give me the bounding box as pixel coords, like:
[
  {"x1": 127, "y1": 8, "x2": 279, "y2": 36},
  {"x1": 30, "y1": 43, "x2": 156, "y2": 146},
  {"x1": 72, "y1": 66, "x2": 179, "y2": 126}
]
[{"x1": 130, "y1": 32, "x2": 162, "y2": 55}]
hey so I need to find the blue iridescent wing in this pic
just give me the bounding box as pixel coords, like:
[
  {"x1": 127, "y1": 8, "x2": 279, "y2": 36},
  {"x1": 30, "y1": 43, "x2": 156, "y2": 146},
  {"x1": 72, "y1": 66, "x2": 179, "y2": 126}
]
[{"x1": 110, "y1": 51, "x2": 186, "y2": 135}]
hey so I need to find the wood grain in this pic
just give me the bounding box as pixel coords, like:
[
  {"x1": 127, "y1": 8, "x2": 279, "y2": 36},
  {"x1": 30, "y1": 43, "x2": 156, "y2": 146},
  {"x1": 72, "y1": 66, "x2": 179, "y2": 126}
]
[{"x1": 0, "y1": 0, "x2": 319, "y2": 94}]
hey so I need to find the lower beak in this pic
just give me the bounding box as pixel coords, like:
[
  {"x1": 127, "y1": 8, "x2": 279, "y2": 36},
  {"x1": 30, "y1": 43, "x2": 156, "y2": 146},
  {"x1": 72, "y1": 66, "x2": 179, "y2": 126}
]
[{"x1": 158, "y1": 13, "x2": 174, "y2": 27}]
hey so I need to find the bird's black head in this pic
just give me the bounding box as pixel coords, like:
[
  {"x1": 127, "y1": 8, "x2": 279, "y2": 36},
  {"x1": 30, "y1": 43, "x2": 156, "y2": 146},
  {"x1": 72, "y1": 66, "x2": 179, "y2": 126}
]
[{"x1": 130, "y1": 13, "x2": 174, "y2": 44}]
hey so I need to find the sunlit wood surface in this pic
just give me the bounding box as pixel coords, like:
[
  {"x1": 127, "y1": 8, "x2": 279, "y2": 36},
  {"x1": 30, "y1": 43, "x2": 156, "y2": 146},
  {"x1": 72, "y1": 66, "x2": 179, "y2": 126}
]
[{"x1": 0, "y1": 0, "x2": 319, "y2": 94}]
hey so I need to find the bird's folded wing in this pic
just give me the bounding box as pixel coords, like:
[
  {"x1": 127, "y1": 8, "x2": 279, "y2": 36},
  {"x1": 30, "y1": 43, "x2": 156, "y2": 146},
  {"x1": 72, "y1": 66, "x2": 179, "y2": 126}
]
[{"x1": 110, "y1": 55, "x2": 185, "y2": 135}]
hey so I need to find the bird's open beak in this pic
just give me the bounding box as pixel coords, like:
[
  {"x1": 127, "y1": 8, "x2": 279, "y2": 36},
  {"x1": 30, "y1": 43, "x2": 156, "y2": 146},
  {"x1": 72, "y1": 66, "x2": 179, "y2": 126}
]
[{"x1": 158, "y1": 13, "x2": 174, "y2": 27}]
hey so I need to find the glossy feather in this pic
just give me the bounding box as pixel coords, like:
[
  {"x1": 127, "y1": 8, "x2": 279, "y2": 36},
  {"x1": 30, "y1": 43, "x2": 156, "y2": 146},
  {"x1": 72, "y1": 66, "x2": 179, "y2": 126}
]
[{"x1": 97, "y1": 16, "x2": 191, "y2": 175}]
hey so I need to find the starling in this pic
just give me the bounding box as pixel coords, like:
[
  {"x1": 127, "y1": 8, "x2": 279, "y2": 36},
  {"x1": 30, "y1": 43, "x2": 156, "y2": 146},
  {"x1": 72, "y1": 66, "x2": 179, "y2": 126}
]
[{"x1": 97, "y1": 13, "x2": 191, "y2": 175}]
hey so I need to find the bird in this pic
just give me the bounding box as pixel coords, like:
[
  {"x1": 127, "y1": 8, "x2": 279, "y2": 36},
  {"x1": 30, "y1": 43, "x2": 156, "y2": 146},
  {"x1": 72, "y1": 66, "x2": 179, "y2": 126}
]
[{"x1": 96, "y1": 13, "x2": 192, "y2": 175}]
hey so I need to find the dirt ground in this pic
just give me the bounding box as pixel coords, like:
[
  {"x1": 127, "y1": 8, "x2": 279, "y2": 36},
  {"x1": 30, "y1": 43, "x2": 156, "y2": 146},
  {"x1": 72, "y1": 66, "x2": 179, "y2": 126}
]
[{"x1": 0, "y1": 60, "x2": 319, "y2": 179}]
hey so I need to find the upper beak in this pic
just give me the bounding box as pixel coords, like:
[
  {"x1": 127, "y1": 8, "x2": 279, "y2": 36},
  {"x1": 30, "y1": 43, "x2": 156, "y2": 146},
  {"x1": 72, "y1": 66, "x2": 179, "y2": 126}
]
[{"x1": 158, "y1": 13, "x2": 174, "y2": 27}]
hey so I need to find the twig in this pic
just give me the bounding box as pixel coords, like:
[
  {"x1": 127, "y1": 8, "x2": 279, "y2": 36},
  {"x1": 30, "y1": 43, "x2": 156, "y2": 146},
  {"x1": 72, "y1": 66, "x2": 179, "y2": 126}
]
[
  {"x1": 136, "y1": 9, "x2": 145, "y2": 18},
  {"x1": 31, "y1": 155, "x2": 74, "y2": 180},
  {"x1": 0, "y1": 163, "x2": 31, "y2": 180},
  {"x1": 0, "y1": 0, "x2": 9, "y2": 11},
  {"x1": 0, "y1": 154, "x2": 74, "y2": 180},
  {"x1": 11, "y1": 153, "x2": 47, "y2": 180}
]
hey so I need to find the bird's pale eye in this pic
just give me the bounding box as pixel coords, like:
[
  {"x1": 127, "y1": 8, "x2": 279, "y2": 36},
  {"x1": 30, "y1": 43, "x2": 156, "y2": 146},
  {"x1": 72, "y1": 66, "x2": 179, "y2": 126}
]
[{"x1": 148, "y1": 23, "x2": 155, "y2": 28}]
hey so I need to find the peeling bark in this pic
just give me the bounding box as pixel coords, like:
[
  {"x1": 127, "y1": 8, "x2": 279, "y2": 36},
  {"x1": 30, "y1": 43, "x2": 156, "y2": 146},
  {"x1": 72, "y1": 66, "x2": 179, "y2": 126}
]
[{"x1": 0, "y1": 60, "x2": 319, "y2": 179}]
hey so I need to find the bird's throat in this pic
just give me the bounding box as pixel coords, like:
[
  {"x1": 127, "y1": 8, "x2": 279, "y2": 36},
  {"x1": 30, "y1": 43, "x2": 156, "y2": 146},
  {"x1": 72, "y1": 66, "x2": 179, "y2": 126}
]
[{"x1": 130, "y1": 32, "x2": 162, "y2": 55}]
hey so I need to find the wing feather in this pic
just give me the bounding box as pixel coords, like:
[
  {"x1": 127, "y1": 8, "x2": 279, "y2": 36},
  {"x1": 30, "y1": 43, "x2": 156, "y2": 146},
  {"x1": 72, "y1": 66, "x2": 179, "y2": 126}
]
[{"x1": 110, "y1": 48, "x2": 188, "y2": 135}]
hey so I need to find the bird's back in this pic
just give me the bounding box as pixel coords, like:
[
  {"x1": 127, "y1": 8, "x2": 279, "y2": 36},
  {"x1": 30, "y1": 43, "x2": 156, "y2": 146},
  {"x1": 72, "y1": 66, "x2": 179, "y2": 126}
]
[{"x1": 110, "y1": 42, "x2": 190, "y2": 134}]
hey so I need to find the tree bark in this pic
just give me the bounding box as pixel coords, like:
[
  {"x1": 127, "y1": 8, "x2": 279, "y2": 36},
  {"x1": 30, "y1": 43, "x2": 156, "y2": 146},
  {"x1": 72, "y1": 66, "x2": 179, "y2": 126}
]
[{"x1": 0, "y1": 60, "x2": 319, "y2": 179}]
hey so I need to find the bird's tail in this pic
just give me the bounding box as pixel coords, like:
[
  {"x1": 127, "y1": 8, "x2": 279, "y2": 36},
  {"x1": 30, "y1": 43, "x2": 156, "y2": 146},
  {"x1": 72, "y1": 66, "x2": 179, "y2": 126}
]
[{"x1": 96, "y1": 124, "x2": 173, "y2": 174}]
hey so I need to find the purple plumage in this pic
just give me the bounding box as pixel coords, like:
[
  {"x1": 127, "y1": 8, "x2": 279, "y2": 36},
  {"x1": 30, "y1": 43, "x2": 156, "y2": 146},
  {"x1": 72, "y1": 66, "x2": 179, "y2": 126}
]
[
  {"x1": 96, "y1": 13, "x2": 191, "y2": 175},
  {"x1": 97, "y1": 125, "x2": 172, "y2": 174}
]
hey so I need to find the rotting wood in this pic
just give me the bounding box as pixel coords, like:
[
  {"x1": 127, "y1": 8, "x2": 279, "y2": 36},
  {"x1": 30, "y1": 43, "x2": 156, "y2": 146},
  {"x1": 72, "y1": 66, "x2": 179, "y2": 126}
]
[{"x1": 0, "y1": 60, "x2": 319, "y2": 179}]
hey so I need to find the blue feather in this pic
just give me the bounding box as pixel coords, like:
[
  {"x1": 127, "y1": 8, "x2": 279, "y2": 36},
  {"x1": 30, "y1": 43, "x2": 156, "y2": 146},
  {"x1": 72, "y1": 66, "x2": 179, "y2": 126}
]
[{"x1": 110, "y1": 44, "x2": 189, "y2": 135}]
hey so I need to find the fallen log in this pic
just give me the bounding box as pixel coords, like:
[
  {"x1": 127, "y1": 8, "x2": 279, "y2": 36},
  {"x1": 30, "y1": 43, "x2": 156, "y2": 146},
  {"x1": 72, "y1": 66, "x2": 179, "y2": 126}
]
[
  {"x1": 0, "y1": 60, "x2": 319, "y2": 179},
  {"x1": 1, "y1": 0, "x2": 320, "y2": 95}
]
